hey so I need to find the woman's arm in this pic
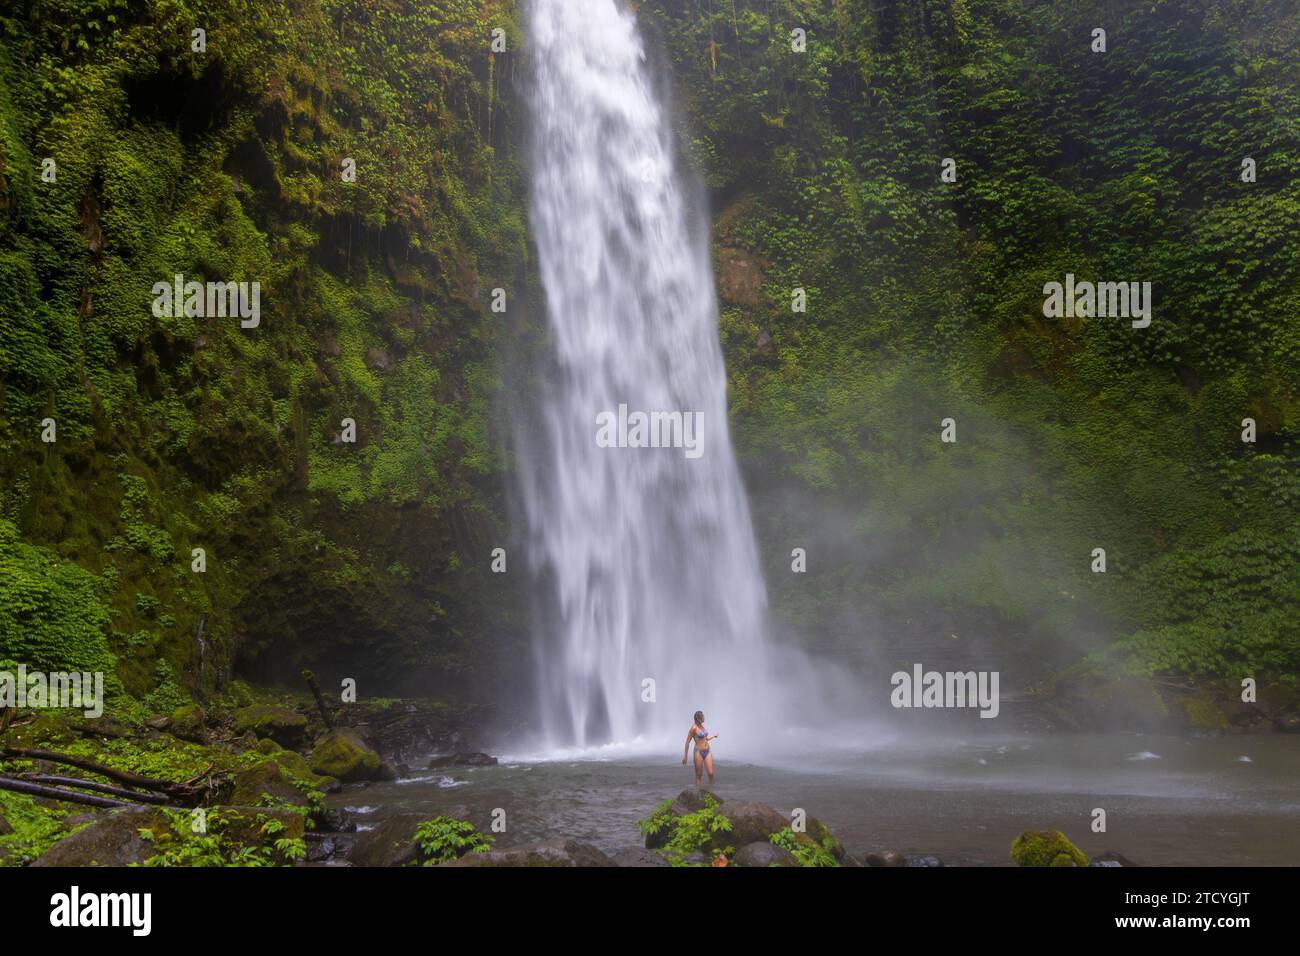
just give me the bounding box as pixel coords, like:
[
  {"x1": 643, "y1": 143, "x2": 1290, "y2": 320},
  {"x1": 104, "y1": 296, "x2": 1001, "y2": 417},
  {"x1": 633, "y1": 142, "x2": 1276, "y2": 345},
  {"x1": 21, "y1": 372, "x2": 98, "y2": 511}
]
[{"x1": 682, "y1": 728, "x2": 694, "y2": 762}]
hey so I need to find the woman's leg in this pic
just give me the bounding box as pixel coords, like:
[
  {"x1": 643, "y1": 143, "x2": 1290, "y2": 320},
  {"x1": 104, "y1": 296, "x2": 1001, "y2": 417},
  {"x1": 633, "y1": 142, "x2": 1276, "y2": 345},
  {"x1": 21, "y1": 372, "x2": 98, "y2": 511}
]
[
  {"x1": 693, "y1": 751, "x2": 703, "y2": 786},
  {"x1": 704, "y1": 752, "x2": 715, "y2": 786}
]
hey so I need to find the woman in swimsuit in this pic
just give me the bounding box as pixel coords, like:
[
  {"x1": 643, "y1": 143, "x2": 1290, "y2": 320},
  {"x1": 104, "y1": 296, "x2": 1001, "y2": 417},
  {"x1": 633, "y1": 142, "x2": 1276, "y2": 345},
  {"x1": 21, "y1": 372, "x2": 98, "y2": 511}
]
[{"x1": 682, "y1": 710, "x2": 718, "y2": 787}]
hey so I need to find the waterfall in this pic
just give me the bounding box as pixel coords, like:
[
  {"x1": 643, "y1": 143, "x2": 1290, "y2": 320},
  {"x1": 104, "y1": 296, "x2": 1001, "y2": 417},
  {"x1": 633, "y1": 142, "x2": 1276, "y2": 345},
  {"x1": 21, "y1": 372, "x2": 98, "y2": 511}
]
[{"x1": 518, "y1": 0, "x2": 779, "y2": 752}]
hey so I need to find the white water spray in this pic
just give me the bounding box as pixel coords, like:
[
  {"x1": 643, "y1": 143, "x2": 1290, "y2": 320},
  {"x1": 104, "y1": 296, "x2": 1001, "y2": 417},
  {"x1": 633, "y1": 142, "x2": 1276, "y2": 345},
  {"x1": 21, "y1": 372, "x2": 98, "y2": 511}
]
[{"x1": 519, "y1": 0, "x2": 793, "y2": 755}]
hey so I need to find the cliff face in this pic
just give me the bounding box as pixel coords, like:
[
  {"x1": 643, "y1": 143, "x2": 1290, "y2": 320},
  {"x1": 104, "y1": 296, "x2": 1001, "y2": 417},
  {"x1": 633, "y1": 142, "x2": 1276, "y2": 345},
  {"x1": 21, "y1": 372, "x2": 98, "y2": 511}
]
[
  {"x1": 0, "y1": 0, "x2": 530, "y2": 701},
  {"x1": 2, "y1": 0, "x2": 1297, "y2": 714},
  {"x1": 642, "y1": 0, "x2": 1300, "y2": 683}
]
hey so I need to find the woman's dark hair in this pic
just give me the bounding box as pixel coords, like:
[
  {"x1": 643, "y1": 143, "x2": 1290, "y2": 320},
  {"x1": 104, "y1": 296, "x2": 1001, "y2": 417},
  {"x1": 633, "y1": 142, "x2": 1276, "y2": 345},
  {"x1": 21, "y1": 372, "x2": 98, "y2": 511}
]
[{"x1": 693, "y1": 710, "x2": 704, "y2": 725}]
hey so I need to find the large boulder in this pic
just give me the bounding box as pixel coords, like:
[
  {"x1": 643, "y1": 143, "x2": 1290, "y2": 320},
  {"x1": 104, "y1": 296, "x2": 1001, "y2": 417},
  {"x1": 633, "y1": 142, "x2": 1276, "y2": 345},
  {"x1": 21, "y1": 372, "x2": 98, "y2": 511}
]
[
  {"x1": 734, "y1": 841, "x2": 798, "y2": 868},
  {"x1": 231, "y1": 705, "x2": 308, "y2": 748},
  {"x1": 228, "y1": 759, "x2": 311, "y2": 808},
  {"x1": 347, "y1": 806, "x2": 472, "y2": 867},
  {"x1": 169, "y1": 705, "x2": 206, "y2": 743},
  {"x1": 1011, "y1": 830, "x2": 1089, "y2": 867},
  {"x1": 310, "y1": 727, "x2": 382, "y2": 782},
  {"x1": 31, "y1": 808, "x2": 167, "y2": 867},
  {"x1": 863, "y1": 849, "x2": 907, "y2": 867},
  {"x1": 443, "y1": 838, "x2": 615, "y2": 867},
  {"x1": 723, "y1": 801, "x2": 790, "y2": 847}
]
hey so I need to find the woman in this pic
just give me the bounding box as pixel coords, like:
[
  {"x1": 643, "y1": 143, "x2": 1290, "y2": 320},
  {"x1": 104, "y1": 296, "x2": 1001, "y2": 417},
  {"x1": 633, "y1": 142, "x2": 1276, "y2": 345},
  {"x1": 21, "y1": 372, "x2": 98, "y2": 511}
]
[{"x1": 682, "y1": 710, "x2": 718, "y2": 787}]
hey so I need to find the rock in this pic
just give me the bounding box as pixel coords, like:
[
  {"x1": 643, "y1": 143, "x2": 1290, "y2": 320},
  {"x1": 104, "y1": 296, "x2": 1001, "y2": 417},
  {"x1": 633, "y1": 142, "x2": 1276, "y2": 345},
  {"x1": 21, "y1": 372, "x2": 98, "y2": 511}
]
[
  {"x1": 1091, "y1": 851, "x2": 1140, "y2": 867},
  {"x1": 755, "y1": 328, "x2": 776, "y2": 362},
  {"x1": 0, "y1": 814, "x2": 12, "y2": 836},
  {"x1": 218, "y1": 807, "x2": 306, "y2": 862},
  {"x1": 905, "y1": 854, "x2": 946, "y2": 867},
  {"x1": 669, "y1": 787, "x2": 716, "y2": 815},
  {"x1": 347, "y1": 812, "x2": 427, "y2": 867},
  {"x1": 365, "y1": 346, "x2": 393, "y2": 372},
  {"x1": 1011, "y1": 830, "x2": 1089, "y2": 867},
  {"x1": 305, "y1": 834, "x2": 338, "y2": 863},
  {"x1": 610, "y1": 847, "x2": 671, "y2": 867},
  {"x1": 145, "y1": 715, "x2": 171, "y2": 730},
  {"x1": 1274, "y1": 707, "x2": 1300, "y2": 733},
  {"x1": 426, "y1": 752, "x2": 498, "y2": 769},
  {"x1": 717, "y1": 247, "x2": 763, "y2": 307},
  {"x1": 346, "y1": 806, "x2": 472, "y2": 867},
  {"x1": 231, "y1": 705, "x2": 308, "y2": 748},
  {"x1": 378, "y1": 760, "x2": 400, "y2": 781},
  {"x1": 229, "y1": 758, "x2": 311, "y2": 808},
  {"x1": 169, "y1": 705, "x2": 206, "y2": 743},
  {"x1": 722, "y1": 801, "x2": 789, "y2": 847},
  {"x1": 31, "y1": 808, "x2": 169, "y2": 867},
  {"x1": 316, "y1": 808, "x2": 357, "y2": 833},
  {"x1": 311, "y1": 727, "x2": 383, "y2": 782},
  {"x1": 864, "y1": 849, "x2": 908, "y2": 867},
  {"x1": 734, "y1": 841, "x2": 798, "y2": 868},
  {"x1": 445, "y1": 839, "x2": 615, "y2": 867}
]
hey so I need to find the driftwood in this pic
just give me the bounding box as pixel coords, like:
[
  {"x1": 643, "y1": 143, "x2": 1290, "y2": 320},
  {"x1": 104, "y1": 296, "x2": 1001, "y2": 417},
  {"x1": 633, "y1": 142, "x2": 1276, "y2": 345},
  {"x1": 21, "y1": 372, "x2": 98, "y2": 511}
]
[
  {"x1": 302, "y1": 670, "x2": 335, "y2": 730},
  {"x1": 17, "y1": 773, "x2": 172, "y2": 805},
  {"x1": 0, "y1": 776, "x2": 140, "y2": 809}
]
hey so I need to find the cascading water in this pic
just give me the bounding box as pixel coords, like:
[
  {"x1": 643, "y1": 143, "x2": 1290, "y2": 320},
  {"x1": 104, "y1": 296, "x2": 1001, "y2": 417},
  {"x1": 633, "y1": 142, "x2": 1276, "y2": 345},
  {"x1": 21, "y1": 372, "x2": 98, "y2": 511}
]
[{"x1": 518, "y1": 0, "x2": 783, "y2": 753}]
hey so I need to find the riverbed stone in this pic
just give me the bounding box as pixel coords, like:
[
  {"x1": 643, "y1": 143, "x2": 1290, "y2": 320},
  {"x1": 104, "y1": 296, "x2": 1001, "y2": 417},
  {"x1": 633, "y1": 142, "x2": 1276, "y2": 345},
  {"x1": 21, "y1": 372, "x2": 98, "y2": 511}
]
[
  {"x1": 346, "y1": 805, "x2": 472, "y2": 867},
  {"x1": 169, "y1": 705, "x2": 206, "y2": 742},
  {"x1": 443, "y1": 838, "x2": 615, "y2": 867},
  {"x1": 310, "y1": 727, "x2": 383, "y2": 782},
  {"x1": 863, "y1": 849, "x2": 907, "y2": 867},
  {"x1": 610, "y1": 847, "x2": 671, "y2": 867},
  {"x1": 31, "y1": 807, "x2": 169, "y2": 867},
  {"x1": 734, "y1": 841, "x2": 798, "y2": 867},
  {"x1": 723, "y1": 800, "x2": 789, "y2": 846},
  {"x1": 1091, "y1": 850, "x2": 1140, "y2": 867},
  {"x1": 231, "y1": 705, "x2": 308, "y2": 748}
]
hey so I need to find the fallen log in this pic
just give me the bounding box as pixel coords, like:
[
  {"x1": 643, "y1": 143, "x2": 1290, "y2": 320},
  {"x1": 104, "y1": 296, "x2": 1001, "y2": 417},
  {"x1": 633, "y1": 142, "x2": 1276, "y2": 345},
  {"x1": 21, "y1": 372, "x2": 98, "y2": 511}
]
[
  {"x1": 1, "y1": 747, "x2": 175, "y2": 792},
  {"x1": 0, "y1": 776, "x2": 140, "y2": 809},
  {"x1": 17, "y1": 773, "x2": 172, "y2": 805}
]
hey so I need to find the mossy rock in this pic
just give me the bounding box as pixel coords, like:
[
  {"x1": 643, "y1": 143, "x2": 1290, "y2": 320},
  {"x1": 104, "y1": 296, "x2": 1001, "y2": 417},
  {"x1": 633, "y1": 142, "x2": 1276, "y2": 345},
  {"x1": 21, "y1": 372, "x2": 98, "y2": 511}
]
[
  {"x1": 169, "y1": 705, "x2": 206, "y2": 742},
  {"x1": 231, "y1": 705, "x2": 307, "y2": 748},
  {"x1": 1181, "y1": 696, "x2": 1229, "y2": 731},
  {"x1": 309, "y1": 727, "x2": 382, "y2": 782},
  {"x1": 228, "y1": 759, "x2": 311, "y2": 808},
  {"x1": 266, "y1": 746, "x2": 338, "y2": 792},
  {"x1": 1011, "y1": 830, "x2": 1089, "y2": 867}
]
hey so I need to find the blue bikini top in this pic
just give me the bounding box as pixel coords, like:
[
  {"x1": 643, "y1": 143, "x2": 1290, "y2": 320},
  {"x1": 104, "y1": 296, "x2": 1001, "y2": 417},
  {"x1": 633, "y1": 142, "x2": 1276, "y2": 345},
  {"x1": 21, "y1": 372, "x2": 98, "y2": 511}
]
[{"x1": 695, "y1": 726, "x2": 708, "y2": 739}]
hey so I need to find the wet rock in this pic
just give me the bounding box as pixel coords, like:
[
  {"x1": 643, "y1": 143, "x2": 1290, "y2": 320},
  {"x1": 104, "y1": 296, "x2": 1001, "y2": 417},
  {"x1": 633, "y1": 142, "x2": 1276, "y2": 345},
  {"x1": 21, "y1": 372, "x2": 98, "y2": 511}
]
[
  {"x1": 346, "y1": 805, "x2": 472, "y2": 867},
  {"x1": 1091, "y1": 851, "x2": 1140, "y2": 867},
  {"x1": 1274, "y1": 707, "x2": 1300, "y2": 733},
  {"x1": 231, "y1": 705, "x2": 308, "y2": 748},
  {"x1": 864, "y1": 849, "x2": 908, "y2": 867},
  {"x1": 229, "y1": 759, "x2": 311, "y2": 808},
  {"x1": 443, "y1": 838, "x2": 615, "y2": 867},
  {"x1": 347, "y1": 812, "x2": 427, "y2": 867},
  {"x1": 304, "y1": 833, "x2": 338, "y2": 863},
  {"x1": 31, "y1": 808, "x2": 168, "y2": 867},
  {"x1": 723, "y1": 800, "x2": 789, "y2": 847},
  {"x1": 169, "y1": 705, "x2": 206, "y2": 743},
  {"x1": 734, "y1": 841, "x2": 798, "y2": 867},
  {"x1": 310, "y1": 727, "x2": 383, "y2": 782},
  {"x1": 610, "y1": 847, "x2": 671, "y2": 867},
  {"x1": 669, "y1": 787, "x2": 716, "y2": 815},
  {"x1": 904, "y1": 854, "x2": 946, "y2": 867},
  {"x1": 427, "y1": 752, "x2": 498, "y2": 769},
  {"x1": 316, "y1": 808, "x2": 357, "y2": 833}
]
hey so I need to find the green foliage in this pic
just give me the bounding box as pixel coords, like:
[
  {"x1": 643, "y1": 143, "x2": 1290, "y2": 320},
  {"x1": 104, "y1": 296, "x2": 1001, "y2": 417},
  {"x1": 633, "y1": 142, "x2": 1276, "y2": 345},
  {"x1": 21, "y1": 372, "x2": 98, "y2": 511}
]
[
  {"x1": 769, "y1": 827, "x2": 840, "y2": 867},
  {"x1": 139, "y1": 808, "x2": 306, "y2": 867},
  {"x1": 638, "y1": 795, "x2": 734, "y2": 867},
  {"x1": 413, "y1": 815, "x2": 494, "y2": 864}
]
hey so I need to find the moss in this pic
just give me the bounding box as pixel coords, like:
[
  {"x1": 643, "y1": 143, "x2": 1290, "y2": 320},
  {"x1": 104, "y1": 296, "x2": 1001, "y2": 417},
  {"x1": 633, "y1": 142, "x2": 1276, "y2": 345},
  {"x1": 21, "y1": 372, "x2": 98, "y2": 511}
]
[
  {"x1": 309, "y1": 727, "x2": 381, "y2": 782},
  {"x1": 1183, "y1": 696, "x2": 1230, "y2": 730},
  {"x1": 1011, "y1": 830, "x2": 1090, "y2": 868}
]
